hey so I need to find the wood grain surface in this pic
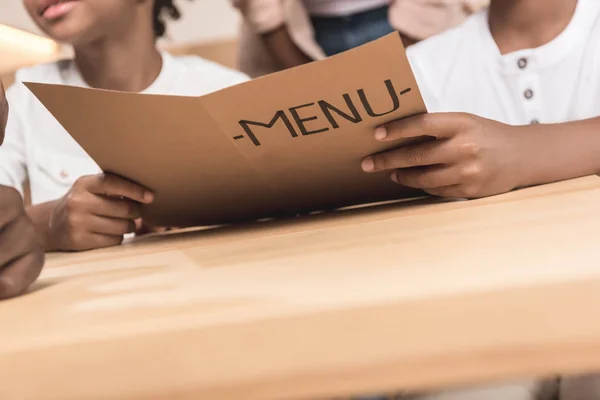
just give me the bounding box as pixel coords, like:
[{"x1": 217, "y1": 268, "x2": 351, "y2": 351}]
[{"x1": 2, "y1": 177, "x2": 600, "y2": 400}]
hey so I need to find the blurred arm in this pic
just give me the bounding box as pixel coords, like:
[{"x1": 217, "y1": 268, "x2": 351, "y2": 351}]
[{"x1": 231, "y1": 0, "x2": 312, "y2": 69}]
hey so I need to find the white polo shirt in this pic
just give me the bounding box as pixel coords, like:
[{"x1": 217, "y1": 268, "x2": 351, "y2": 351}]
[
  {"x1": 407, "y1": 0, "x2": 600, "y2": 126},
  {"x1": 0, "y1": 53, "x2": 248, "y2": 205}
]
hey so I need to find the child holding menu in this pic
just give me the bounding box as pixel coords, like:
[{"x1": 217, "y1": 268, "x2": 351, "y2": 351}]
[
  {"x1": 360, "y1": 0, "x2": 600, "y2": 398},
  {"x1": 363, "y1": 0, "x2": 600, "y2": 201},
  {"x1": 0, "y1": 0, "x2": 248, "y2": 252}
]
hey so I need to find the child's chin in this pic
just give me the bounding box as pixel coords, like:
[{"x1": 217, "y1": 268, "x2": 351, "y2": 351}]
[
  {"x1": 45, "y1": 31, "x2": 88, "y2": 48},
  {"x1": 37, "y1": 19, "x2": 93, "y2": 47}
]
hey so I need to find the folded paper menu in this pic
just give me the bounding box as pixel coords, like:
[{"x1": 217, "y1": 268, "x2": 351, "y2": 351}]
[{"x1": 26, "y1": 33, "x2": 427, "y2": 227}]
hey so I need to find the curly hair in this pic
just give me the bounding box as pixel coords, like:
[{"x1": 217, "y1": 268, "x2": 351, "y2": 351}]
[{"x1": 153, "y1": 0, "x2": 189, "y2": 38}]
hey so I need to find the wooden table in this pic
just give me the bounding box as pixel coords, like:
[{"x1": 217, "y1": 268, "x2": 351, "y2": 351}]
[{"x1": 2, "y1": 177, "x2": 600, "y2": 400}]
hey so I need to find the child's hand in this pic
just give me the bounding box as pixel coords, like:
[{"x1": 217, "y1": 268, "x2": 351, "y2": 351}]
[
  {"x1": 362, "y1": 113, "x2": 522, "y2": 198},
  {"x1": 48, "y1": 173, "x2": 154, "y2": 251},
  {"x1": 0, "y1": 186, "x2": 44, "y2": 299}
]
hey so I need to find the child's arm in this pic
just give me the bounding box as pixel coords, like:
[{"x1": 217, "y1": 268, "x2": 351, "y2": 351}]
[
  {"x1": 0, "y1": 81, "x2": 44, "y2": 299},
  {"x1": 0, "y1": 186, "x2": 44, "y2": 299},
  {"x1": 361, "y1": 113, "x2": 600, "y2": 198},
  {"x1": 261, "y1": 25, "x2": 312, "y2": 69},
  {"x1": 231, "y1": 0, "x2": 312, "y2": 69},
  {"x1": 27, "y1": 173, "x2": 154, "y2": 252}
]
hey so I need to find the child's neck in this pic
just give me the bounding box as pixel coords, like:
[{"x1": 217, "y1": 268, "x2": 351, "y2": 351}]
[
  {"x1": 489, "y1": 0, "x2": 578, "y2": 55},
  {"x1": 73, "y1": 20, "x2": 162, "y2": 93}
]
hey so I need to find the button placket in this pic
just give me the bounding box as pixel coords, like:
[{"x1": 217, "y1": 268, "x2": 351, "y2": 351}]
[{"x1": 518, "y1": 70, "x2": 542, "y2": 126}]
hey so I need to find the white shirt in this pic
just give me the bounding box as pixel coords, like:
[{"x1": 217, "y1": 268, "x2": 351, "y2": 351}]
[
  {"x1": 0, "y1": 53, "x2": 248, "y2": 205},
  {"x1": 301, "y1": 0, "x2": 390, "y2": 17},
  {"x1": 407, "y1": 0, "x2": 600, "y2": 126}
]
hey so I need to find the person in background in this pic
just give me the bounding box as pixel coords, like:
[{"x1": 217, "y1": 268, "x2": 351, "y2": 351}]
[
  {"x1": 230, "y1": 0, "x2": 489, "y2": 78},
  {"x1": 0, "y1": 0, "x2": 248, "y2": 253},
  {"x1": 0, "y1": 81, "x2": 44, "y2": 300}
]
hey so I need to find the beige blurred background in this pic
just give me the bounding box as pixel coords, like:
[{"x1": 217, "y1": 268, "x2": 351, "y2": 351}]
[{"x1": 0, "y1": 1, "x2": 241, "y2": 86}]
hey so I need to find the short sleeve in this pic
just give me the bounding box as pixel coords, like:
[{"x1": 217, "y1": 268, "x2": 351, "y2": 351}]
[{"x1": 407, "y1": 49, "x2": 444, "y2": 113}]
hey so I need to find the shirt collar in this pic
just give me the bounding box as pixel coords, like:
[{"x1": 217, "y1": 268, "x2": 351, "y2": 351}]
[
  {"x1": 61, "y1": 51, "x2": 174, "y2": 93},
  {"x1": 479, "y1": 0, "x2": 589, "y2": 74}
]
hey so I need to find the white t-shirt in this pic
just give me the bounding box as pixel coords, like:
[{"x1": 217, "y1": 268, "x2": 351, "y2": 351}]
[
  {"x1": 301, "y1": 0, "x2": 390, "y2": 17},
  {"x1": 0, "y1": 53, "x2": 248, "y2": 205},
  {"x1": 407, "y1": 0, "x2": 600, "y2": 126}
]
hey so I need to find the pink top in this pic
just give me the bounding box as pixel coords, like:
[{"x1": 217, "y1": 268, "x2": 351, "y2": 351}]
[
  {"x1": 301, "y1": 0, "x2": 391, "y2": 17},
  {"x1": 231, "y1": 0, "x2": 489, "y2": 38},
  {"x1": 230, "y1": 0, "x2": 490, "y2": 77}
]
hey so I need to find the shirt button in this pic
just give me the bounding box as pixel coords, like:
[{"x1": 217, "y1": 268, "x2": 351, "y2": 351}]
[
  {"x1": 530, "y1": 119, "x2": 540, "y2": 124},
  {"x1": 518, "y1": 57, "x2": 528, "y2": 69},
  {"x1": 59, "y1": 169, "x2": 69, "y2": 179},
  {"x1": 524, "y1": 89, "x2": 534, "y2": 99}
]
